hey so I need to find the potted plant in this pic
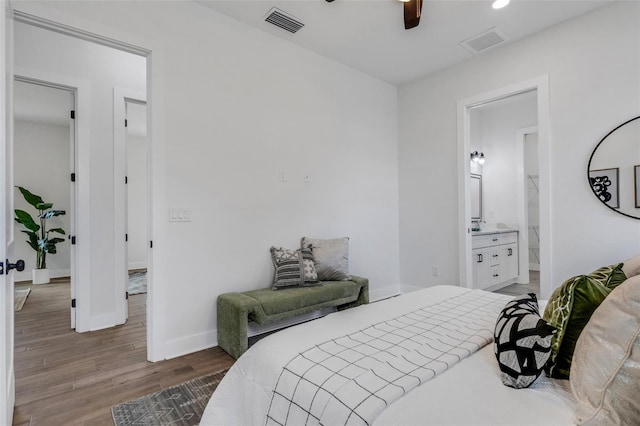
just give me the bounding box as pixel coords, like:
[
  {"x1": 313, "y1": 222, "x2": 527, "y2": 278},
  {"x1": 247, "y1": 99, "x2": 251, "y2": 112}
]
[{"x1": 14, "y1": 186, "x2": 66, "y2": 284}]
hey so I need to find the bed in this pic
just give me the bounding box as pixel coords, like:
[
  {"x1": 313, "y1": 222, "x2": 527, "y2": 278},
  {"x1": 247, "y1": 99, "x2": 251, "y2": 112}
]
[{"x1": 201, "y1": 285, "x2": 575, "y2": 425}]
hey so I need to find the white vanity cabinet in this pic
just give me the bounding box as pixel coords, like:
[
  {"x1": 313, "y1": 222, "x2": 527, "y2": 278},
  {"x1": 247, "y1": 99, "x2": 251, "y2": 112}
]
[{"x1": 472, "y1": 231, "x2": 518, "y2": 290}]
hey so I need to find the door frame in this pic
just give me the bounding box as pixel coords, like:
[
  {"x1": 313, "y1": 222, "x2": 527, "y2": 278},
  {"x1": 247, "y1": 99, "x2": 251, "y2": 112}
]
[
  {"x1": 1, "y1": 1, "x2": 15, "y2": 423},
  {"x1": 457, "y1": 75, "x2": 553, "y2": 298},
  {"x1": 113, "y1": 88, "x2": 146, "y2": 326},
  {"x1": 516, "y1": 126, "x2": 539, "y2": 285},
  {"x1": 14, "y1": 69, "x2": 91, "y2": 331},
  {"x1": 11, "y1": 6, "x2": 166, "y2": 361}
]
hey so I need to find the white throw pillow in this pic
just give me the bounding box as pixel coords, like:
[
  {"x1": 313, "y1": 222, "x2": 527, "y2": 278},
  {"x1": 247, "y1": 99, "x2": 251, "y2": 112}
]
[
  {"x1": 622, "y1": 253, "x2": 640, "y2": 278},
  {"x1": 301, "y1": 237, "x2": 350, "y2": 281},
  {"x1": 570, "y1": 274, "x2": 640, "y2": 425}
]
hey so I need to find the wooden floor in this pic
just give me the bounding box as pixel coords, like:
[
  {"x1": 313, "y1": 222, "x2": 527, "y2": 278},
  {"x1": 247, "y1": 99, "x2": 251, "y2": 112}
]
[
  {"x1": 11, "y1": 271, "x2": 541, "y2": 425},
  {"x1": 13, "y1": 280, "x2": 234, "y2": 426}
]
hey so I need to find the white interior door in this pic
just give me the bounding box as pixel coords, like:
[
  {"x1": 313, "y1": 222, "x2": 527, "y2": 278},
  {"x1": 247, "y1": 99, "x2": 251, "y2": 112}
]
[{"x1": 1, "y1": 1, "x2": 15, "y2": 423}]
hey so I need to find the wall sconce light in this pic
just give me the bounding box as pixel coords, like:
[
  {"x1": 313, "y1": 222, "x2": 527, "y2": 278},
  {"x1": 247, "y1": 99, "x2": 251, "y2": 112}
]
[{"x1": 470, "y1": 151, "x2": 485, "y2": 165}]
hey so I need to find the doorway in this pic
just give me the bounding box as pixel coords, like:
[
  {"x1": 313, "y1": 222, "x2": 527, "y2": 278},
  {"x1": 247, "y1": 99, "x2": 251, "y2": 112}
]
[
  {"x1": 13, "y1": 12, "x2": 151, "y2": 342},
  {"x1": 457, "y1": 76, "x2": 553, "y2": 298},
  {"x1": 13, "y1": 78, "x2": 77, "y2": 327}
]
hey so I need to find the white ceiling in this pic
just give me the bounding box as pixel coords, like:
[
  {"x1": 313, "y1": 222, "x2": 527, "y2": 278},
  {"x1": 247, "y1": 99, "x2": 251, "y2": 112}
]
[{"x1": 196, "y1": 0, "x2": 611, "y2": 85}]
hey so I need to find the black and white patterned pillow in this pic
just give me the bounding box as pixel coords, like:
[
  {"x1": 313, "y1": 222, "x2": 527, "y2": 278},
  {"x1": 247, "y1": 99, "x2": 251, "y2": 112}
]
[
  {"x1": 494, "y1": 293, "x2": 556, "y2": 388},
  {"x1": 270, "y1": 246, "x2": 319, "y2": 290}
]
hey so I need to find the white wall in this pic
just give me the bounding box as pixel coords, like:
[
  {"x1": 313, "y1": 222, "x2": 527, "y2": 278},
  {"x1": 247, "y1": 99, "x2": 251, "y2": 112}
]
[
  {"x1": 13, "y1": 1, "x2": 400, "y2": 358},
  {"x1": 13, "y1": 120, "x2": 71, "y2": 281},
  {"x1": 399, "y1": 1, "x2": 640, "y2": 295}
]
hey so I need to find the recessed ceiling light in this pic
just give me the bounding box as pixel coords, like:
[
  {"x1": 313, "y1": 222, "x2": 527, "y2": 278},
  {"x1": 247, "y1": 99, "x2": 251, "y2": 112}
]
[{"x1": 492, "y1": 0, "x2": 510, "y2": 9}]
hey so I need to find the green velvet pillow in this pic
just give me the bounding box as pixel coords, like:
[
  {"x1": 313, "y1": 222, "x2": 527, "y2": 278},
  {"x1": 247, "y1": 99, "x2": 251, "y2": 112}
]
[{"x1": 543, "y1": 263, "x2": 626, "y2": 379}]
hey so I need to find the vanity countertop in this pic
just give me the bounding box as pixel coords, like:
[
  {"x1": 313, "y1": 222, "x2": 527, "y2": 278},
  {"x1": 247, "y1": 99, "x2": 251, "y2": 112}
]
[{"x1": 471, "y1": 228, "x2": 518, "y2": 236}]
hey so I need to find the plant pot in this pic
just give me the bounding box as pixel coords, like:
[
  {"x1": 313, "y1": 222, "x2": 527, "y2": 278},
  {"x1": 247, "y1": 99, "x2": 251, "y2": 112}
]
[{"x1": 32, "y1": 268, "x2": 50, "y2": 285}]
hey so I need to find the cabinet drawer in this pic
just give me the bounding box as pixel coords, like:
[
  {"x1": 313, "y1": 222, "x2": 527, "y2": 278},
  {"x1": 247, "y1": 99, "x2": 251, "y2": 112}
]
[
  {"x1": 490, "y1": 248, "x2": 500, "y2": 265},
  {"x1": 490, "y1": 265, "x2": 501, "y2": 284},
  {"x1": 498, "y1": 232, "x2": 518, "y2": 245},
  {"x1": 472, "y1": 231, "x2": 517, "y2": 248},
  {"x1": 472, "y1": 235, "x2": 491, "y2": 249}
]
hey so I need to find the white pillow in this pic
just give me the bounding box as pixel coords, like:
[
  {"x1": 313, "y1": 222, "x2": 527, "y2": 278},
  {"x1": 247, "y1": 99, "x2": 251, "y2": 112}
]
[
  {"x1": 570, "y1": 274, "x2": 640, "y2": 425},
  {"x1": 301, "y1": 237, "x2": 350, "y2": 281},
  {"x1": 622, "y1": 253, "x2": 640, "y2": 278}
]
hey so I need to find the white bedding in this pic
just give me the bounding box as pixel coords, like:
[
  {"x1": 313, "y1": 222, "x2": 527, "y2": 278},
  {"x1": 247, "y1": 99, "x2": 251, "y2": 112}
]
[{"x1": 202, "y1": 286, "x2": 575, "y2": 426}]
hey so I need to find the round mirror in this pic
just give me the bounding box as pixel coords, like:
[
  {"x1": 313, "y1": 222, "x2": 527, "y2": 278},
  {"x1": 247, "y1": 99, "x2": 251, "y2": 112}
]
[{"x1": 587, "y1": 116, "x2": 640, "y2": 219}]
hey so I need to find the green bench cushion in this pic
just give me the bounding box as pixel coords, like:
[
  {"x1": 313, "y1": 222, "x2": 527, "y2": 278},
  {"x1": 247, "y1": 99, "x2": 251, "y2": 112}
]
[
  {"x1": 244, "y1": 280, "x2": 362, "y2": 318},
  {"x1": 217, "y1": 276, "x2": 368, "y2": 359}
]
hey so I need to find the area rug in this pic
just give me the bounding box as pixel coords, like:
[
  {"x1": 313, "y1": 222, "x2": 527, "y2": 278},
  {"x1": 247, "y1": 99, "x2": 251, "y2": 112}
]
[
  {"x1": 14, "y1": 288, "x2": 31, "y2": 311},
  {"x1": 128, "y1": 270, "x2": 147, "y2": 295},
  {"x1": 111, "y1": 368, "x2": 228, "y2": 426}
]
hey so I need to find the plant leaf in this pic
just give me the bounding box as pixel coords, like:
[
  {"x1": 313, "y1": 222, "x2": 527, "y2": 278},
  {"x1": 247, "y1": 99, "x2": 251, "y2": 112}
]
[
  {"x1": 48, "y1": 228, "x2": 66, "y2": 235},
  {"x1": 15, "y1": 209, "x2": 40, "y2": 232},
  {"x1": 40, "y1": 210, "x2": 66, "y2": 219},
  {"x1": 16, "y1": 186, "x2": 44, "y2": 209},
  {"x1": 48, "y1": 237, "x2": 65, "y2": 244},
  {"x1": 36, "y1": 203, "x2": 53, "y2": 210},
  {"x1": 22, "y1": 231, "x2": 39, "y2": 251}
]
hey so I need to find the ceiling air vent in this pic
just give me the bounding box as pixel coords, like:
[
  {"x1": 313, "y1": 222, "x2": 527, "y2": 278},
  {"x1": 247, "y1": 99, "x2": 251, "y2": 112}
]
[
  {"x1": 460, "y1": 28, "x2": 507, "y2": 54},
  {"x1": 264, "y1": 8, "x2": 304, "y2": 34}
]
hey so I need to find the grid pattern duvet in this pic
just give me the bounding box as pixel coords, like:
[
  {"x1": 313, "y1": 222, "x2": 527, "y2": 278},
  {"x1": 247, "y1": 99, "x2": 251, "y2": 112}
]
[{"x1": 265, "y1": 290, "x2": 508, "y2": 426}]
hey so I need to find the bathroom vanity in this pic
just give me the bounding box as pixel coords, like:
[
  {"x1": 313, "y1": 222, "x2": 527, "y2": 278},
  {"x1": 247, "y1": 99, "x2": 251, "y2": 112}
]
[{"x1": 471, "y1": 230, "x2": 518, "y2": 290}]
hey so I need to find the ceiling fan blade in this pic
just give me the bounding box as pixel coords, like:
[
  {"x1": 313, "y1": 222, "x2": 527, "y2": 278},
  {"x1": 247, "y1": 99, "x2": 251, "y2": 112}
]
[{"x1": 404, "y1": 0, "x2": 423, "y2": 30}]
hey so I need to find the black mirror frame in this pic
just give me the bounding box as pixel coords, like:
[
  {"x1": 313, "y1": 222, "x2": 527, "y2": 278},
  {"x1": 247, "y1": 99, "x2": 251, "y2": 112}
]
[{"x1": 587, "y1": 115, "x2": 640, "y2": 220}]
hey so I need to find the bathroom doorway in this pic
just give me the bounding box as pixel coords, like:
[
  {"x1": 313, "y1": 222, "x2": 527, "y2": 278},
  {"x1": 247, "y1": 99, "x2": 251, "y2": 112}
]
[{"x1": 457, "y1": 76, "x2": 553, "y2": 298}]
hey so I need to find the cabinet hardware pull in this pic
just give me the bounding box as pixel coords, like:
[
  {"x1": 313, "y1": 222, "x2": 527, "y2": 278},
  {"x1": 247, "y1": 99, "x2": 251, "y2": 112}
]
[
  {"x1": 477, "y1": 254, "x2": 483, "y2": 263},
  {"x1": 493, "y1": 274, "x2": 499, "y2": 277},
  {"x1": 508, "y1": 248, "x2": 512, "y2": 256}
]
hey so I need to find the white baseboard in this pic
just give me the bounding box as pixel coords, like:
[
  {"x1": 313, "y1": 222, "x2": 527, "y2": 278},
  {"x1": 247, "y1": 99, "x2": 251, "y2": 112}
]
[
  {"x1": 164, "y1": 330, "x2": 217, "y2": 360},
  {"x1": 14, "y1": 268, "x2": 70, "y2": 283},
  {"x1": 369, "y1": 284, "x2": 400, "y2": 302},
  {"x1": 399, "y1": 283, "x2": 426, "y2": 294},
  {"x1": 128, "y1": 262, "x2": 147, "y2": 271}
]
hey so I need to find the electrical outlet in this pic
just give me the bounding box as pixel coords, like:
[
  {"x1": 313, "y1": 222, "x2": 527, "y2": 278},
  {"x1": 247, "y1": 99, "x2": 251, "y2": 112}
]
[
  {"x1": 304, "y1": 174, "x2": 311, "y2": 183},
  {"x1": 432, "y1": 266, "x2": 439, "y2": 277},
  {"x1": 279, "y1": 171, "x2": 287, "y2": 182}
]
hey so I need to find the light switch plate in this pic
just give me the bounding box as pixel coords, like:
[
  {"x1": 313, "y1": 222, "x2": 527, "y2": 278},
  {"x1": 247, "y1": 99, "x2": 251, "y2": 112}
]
[{"x1": 169, "y1": 207, "x2": 191, "y2": 222}]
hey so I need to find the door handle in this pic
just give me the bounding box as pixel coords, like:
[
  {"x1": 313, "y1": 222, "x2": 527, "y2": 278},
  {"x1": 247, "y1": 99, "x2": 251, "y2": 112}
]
[
  {"x1": 0, "y1": 261, "x2": 3, "y2": 275},
  {"x1": 6, "y1": 260, "x2": 25, "y2": 273}
]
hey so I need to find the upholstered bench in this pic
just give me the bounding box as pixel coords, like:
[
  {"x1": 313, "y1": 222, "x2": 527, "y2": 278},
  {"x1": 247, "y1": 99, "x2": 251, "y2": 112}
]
[{"x1": 217, "y1": 276, "x2": 369, "y2": 359}]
